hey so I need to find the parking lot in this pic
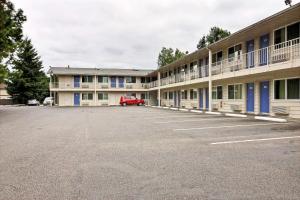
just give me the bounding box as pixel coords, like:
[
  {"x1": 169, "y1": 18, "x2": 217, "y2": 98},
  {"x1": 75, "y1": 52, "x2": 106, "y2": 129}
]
[{"x1": 0, "y1": 106, "x2": 300, "y2": 199}]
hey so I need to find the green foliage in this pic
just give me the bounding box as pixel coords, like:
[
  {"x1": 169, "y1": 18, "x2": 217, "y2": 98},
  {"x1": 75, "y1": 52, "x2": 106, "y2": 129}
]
[
  {"x1": 6, "y1": 38, "x2": 49, "y2": 104},
  {"x1": 157, "y1": 47, "x2": 188, "y2": 68},
  {"x1": 197, "y1": 27, "x2": 231, "y2": 49},
  {"x1": 0, "y1": 0, "x2": 26, "y2": 82}
]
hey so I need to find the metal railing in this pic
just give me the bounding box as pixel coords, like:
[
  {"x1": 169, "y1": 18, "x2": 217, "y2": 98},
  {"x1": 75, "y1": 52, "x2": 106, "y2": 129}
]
[
  {"x1": 211, "y1": 37, "x2": 300, "y2": 75},
  {"x1": 50, "y1": 82, "x2": 149, "y2": 90}
]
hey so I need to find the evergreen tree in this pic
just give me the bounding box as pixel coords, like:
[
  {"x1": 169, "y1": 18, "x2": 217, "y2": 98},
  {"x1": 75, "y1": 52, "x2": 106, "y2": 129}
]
[
  {"x1": 157, "y1": 47, "x2": 187, "y2": 68},
  {"x1": 6, "y1": 38, "x2": 49, "y2": 104},
  {"x1": 197, "y1": 27, "x2": 231, "y2": 49},
  {"x1": 0, "y1": 0, "x2": 26, "y2": 83}
]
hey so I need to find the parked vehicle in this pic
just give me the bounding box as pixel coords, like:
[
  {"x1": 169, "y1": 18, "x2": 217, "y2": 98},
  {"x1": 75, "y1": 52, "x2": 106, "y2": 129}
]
[
  {"x1": 120, "y1": 96, "x2": 145, "y2": 106},
  {"x1": 43, "y1": 97, "x2": 54, "y2": 105},
  {"x1": 27, "y1": 99, "x2": 40, "y2": 106}
]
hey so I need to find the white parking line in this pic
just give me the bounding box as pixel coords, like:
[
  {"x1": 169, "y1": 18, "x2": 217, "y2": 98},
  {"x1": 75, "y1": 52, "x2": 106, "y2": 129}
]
[
  {"x1": 174, "y1": 123, "x2": 287, "y2": 131},
  {"x1": 210, "y1": 136, "x2": 300, "y2": 145},
  {"x1": 145, "y1": 115, "x2": 203, "y2": 120},
  {"x1": 154, "y1": 117, "x2": 233, "y2": 124}
]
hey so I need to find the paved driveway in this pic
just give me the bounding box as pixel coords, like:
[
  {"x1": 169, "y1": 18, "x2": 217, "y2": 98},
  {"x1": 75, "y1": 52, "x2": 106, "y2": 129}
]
[{"x1": 0, "y1": 106, "x2": 299, "y2": 199}]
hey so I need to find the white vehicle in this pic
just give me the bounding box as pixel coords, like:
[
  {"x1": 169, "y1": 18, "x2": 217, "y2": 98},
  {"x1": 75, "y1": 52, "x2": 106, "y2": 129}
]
[
  {"x1": 27, "y1": 99, "x2": 40, "y2": 106},
  {"x1": 43, "y1": 97, "x2": 54, "y2": 105}
]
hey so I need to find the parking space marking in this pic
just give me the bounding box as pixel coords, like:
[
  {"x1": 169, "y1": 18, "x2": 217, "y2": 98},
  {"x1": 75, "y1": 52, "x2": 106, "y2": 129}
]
[
  {"x1": 174, "y1": 122, "x2": 288, "y2": 131},
  {"x1": 145, "y1": 115, "x2": 212, "y2": 120},
  {"x1": 154, "y1": 117, "x2": 234, "y2": 124},
  {"x1": 210, "y1": 136, "x2": 300, "y2": 145}
]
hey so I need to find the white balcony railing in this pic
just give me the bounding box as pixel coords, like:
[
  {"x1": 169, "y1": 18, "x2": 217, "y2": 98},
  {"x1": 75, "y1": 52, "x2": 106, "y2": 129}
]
[
  {"x1": 50, "y1": 82, "x2": 149, "y2": 90},
  {"x1": 212, "y1": 37, "x2": 300, "y2": 75}
]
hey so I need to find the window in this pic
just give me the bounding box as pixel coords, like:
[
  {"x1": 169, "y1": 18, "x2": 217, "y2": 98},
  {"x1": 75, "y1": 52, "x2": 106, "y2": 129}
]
[
  {"x1": 169, "y1": 92, "x2": 173, "y2": 99},
  {"x1": 275, "y1": 78, "x2": 300, "y2": 100},
  {"x1": 212, "y1": 51, "x2": 223, "y2": 63},
  {"x1": 98, "y1": 93, "x2": 108, "y2": 100},
  {"x1": 228, "y1": 84, "x2": 242, "y2": 100},
  {"x1": 274, "y1": 28, "x2": 285, "y2": 45},
  {"x1": 190, "y1": 89, "x2": 197, "y2": 100},
  {"x1": 212, "y1": 86, "x2": 223, "y2": 100},
  {"x1": 126, "y1": 77, "x2": 136, "y2": 83},
  {"x1": 82, "y1": 76, "x2": 93, "y2": 83},
  {"x1": 181, "y1": 90, "x2": 187, "y2": 99},
  {"x1": 163, "y1": 92, "x2": 168, "y2": 99},
  {"x1": 228, "y1": 44, "x2": 242, "y2": 59},
  {"x1": 287, "y1": 22, "x2": 300, "y2": 41},
  {"x1": 287, "y1": 78, "x2": 300, "y2": 99},
  {"x1": 98, "y1": 76, "x2": 108, "y2": 83},
  {"x1": 274, "y1": 80, "x2": 285, "y2": 99},
  {"x1": 274, "y1": 22, "x2": 300, "y2": 45},
  {"x1": 82, "y1": 93, "x2": 93, "y2": 100},
  {"x1": 141, "y1": 93, "x2": 148, "y2": 99}
]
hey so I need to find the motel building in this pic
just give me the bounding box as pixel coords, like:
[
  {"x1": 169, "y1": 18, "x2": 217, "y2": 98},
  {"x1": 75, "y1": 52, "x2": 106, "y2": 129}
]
[{"x1": 49, "y1": 3, "x2": 300, "y2": 118}]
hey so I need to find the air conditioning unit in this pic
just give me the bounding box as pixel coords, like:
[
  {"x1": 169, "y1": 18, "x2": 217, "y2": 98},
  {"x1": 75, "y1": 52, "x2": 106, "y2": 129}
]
[
  {"x1": 212, "y1": 103, "x2": 219, "y2": 110},
  {"x1": 272, "y1": 106, "x2": 289, "y2": 115},
  {"x1": 82, "y1": 84, "x2": 89, "y2": 88},
  {"x1": 101, "y1": 85, "x2": 109, "y2": 89},
  {"x1": 101, "y1": 103, "x2": 109, "y2": 106},
  {"x1": 126, "y1": 85, "x2": 133, "y2": 89},
  {"x1": 230, "y1": 104, "x2": 242, "y2": 111},
  {"x1": 271, "y1": 51, "x2": 290, "y2": 64},
  {"x1": 82, "y1": 103, "x2": 89, "y2": 106}
]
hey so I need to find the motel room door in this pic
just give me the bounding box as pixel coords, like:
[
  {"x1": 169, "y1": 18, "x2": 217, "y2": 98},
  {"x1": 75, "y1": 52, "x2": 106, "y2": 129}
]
[
  {"x1": 74, "y1": 75, "x2": 80, "y2": 88},
  {"x1": 247, "y1": 83, "x2": 255, "y2": 113},
  {"x1": 74, "y1": 93, "x2": 80, "y2": 106},
  {"x1": 260, "y1": 81, "x2": 270, "y2": 113},
  {"x1": 259, "y1": 34, "x2": 269, "y2": 66},
  {"x1": 246, "y1": 40, "x2": 255, "y2": 68},
  {"x1": 199, "y1": 88, "x2": 203, "y2": 110},
  {"x1": 205, "y1": 88, "x2": 209, "y2": 110}
]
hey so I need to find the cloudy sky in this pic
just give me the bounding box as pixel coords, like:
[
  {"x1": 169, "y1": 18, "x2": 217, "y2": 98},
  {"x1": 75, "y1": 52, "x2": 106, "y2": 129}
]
[{"x1": 13, "y1": 0, "x2": 299, "y2": 70}]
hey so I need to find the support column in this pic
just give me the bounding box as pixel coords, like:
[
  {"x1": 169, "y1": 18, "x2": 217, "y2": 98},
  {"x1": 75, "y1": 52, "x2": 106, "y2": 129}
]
[
  {"x1": 94, "y1": 75, "x2": 97, "y2": 106},
  {"x1": 49, "y1": 74, "x2": 52, "y2": 107},
  {"x1": 208, "y1": 49, "x2": 213, "y2": 111},
  {"x1": 158, "y1": 72, "x2": 161, "y2": 107}
]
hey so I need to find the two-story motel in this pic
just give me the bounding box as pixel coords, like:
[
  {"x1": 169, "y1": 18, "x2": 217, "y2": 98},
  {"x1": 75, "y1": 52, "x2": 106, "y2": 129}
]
[{"x1": 49, "y1": 3, "x2": 300, "y2": 118}]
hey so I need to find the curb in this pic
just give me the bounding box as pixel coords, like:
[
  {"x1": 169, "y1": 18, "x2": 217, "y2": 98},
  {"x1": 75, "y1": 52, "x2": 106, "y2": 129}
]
[
  {"x1": 254, "y1": 116, "x2": 287, "y2": 123},
  {"x1": 190, "y1": 110, "x2": 203, "y2": 113},
  {"x1": 225, "y1": 113, "x2": 247, "y2": 118},
  {"x1": 179, "y1": 108, "x2": 189, "y2": 112},
  {"x1": 205, "y1": 111, "x2": 222, "y2": 115}
]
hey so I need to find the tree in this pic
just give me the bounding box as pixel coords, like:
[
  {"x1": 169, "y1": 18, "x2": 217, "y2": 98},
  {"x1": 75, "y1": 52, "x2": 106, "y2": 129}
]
[
  {"x1": 0, "y1": 0, "x2": 26, "y2": 83},
  {"x1": 6, "y1": 38, "x2": 49, "y2": 104},
  {"x1": 157, "y1": 47, "x2": 187, "y2": 68},
  {"x1": 197, "y1": 27, "x2": 231, "y2": 49}
]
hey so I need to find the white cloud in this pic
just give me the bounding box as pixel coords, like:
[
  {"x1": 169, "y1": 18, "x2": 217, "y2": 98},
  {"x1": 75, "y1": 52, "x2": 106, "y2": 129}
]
[{"x1": 13, "y1": 0, "x2": 298, "y2": 71}]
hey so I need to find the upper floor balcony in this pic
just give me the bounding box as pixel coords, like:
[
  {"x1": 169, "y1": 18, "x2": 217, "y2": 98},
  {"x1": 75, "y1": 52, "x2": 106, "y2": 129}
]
[
  {"x1": 211, "y1": 37, "x2": 300, "y2": 76},
  {"x1": 50, "y1": 82, "x2": 150, "y2": 90},
  {"x1": 149, "y1": 37, "x2": 300, "y2": 89}
]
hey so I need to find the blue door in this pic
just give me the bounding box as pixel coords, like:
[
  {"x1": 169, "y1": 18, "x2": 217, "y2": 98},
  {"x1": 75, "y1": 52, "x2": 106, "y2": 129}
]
[
  {"x1": 118, "y1": 77, "x2": 124, "y2": 88},
  {"x1": 259, "y1": 34, "x2": 269, "y2": 66},
  {"x1": 74, "y1": 93, "x2": 80, "y2": 106},
  {"x1": 111, "y1": 77, "x2": 116, "y2": 88},
  {"x1": 74, "y1": 75, "x2": 80, "y2": 88},
  {"x1": 260, "y1": 81, "x2": 269, "y2": 113},
  {"x1": 246, "y1": 40, "x2": 255, "y2": 68},
  {"x1": 199, "y1": 88, "x2": 203, "y2": 109},
  {"x1": 205, "y1": 88, "x2": 209, "y2": 110},
  {"x1": 247, "y1": 83, "x2": 255, "y2": 112}
]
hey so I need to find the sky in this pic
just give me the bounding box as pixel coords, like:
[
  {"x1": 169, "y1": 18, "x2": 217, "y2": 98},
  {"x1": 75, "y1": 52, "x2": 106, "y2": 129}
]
[{"x1": 12, "y1": 0, "x2": 299, "y2": 71}]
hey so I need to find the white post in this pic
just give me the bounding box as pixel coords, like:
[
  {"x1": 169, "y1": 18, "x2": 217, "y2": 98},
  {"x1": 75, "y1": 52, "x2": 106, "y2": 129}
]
[
  {"x1": 158, "y1": 72, "x2": 161, "y2": 107},
  {"x1": 208, "y1": 49, "x2": 213, "y2": 112},
  {"x1": 94, "y1": 75, "x2": 97, "y2": 106},
  {"x1": 49, "y1": 73, "x2": 52, "y2": 107}
]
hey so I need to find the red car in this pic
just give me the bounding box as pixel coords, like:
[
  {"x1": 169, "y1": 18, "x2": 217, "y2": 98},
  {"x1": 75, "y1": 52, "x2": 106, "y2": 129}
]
[{"x1": 120, "y1": 96, "x2": 145, "y2": 106}]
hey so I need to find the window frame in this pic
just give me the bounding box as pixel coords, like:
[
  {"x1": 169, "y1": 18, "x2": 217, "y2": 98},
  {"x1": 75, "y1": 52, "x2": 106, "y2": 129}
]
[
  {"x1": 273, "y1": 77, "x2": 300, "y2": 101},
  {"x1": 82, "y1": 75, "x2": 93, "y2": 83},
  {"x1": 125, "y1": 76, "x2": 136, "y2": 83},
  {"x1": 228, "y1": 43, "x2": 242, "y2": 60},
  {"x1": 212, "y1": 85, "x2": 223, "y2": 100},
  {"x1": 98, "y1": 76, "x2": 109, "y2": 83},
  {"x1": 273, "y1": 20, "x2": 300, "y2": 45},
  {"x1": 82, "y1": 92, "x2": 93, "y2": 101},
  {"x1": 98, "y1": 92, "x2": 108, "y2": 100},
  {"x1": 227, "y1": 84, "x2": 243, "y2": 100}
]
